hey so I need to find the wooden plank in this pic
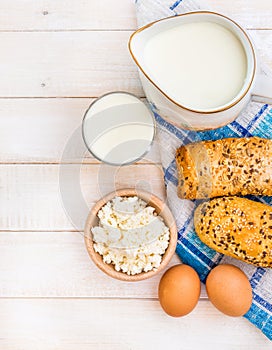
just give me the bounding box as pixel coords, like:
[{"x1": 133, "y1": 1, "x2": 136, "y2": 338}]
[
  {"x1": 0, "y1": 299, "x2": 270, "y2": 349},
  {"x1": 0, "y1": 31, "x2": 142, "y2": 97},
  {"x1": 0, "y1": 0, "x2": 137, "y2": 31},
  {"x1": 0, "y1": 231, "x2": 205, "y2": 298},
  {"x1": 0, "y1": 98, "x2": 160, "y2": 164},
  {"x1": 0, "y1": 1, "x2": 271, "y2": 30},
  {"x1": 0, "y1": 30, "x2": 270, "y2": 98},
  {"x1": 254, "y1": 30, "x2": 272, "y2": 66},
  {"x1": 0, "y1": 99, "x2": 267, "y2": 165},
  {"x1": 0, "y1": 164, "x2": 165, "y2": 231}
]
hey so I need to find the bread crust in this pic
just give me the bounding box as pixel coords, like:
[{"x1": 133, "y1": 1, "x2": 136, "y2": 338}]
[
  {"x1": 176, "y1": 137, "x2": 272, "y2": 199},
  {"x1": 194, "y1": 197, "x2": 272, "y2": 268}
]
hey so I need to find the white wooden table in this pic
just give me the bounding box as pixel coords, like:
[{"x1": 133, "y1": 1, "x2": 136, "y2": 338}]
[{"x1": 0, "y1": 1, "x2": 271, "y2": 349}]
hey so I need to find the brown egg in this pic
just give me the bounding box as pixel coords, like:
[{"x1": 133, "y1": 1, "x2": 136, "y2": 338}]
[
  {"x1": 158, "y1": 264, "x2": 201, "y2": 317},
  {"x1": 206, "y1": 264, "x2": 252, "y2": 317}
]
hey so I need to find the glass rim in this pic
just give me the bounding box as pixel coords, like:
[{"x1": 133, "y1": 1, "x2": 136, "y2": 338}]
[{"x1": 81, "y1": 91, "x2": 156, "y2": 166}]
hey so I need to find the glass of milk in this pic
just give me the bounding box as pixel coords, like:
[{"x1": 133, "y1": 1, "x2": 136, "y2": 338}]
[{"x1": 82, "y1": 92, "x2": 155, "y2": 166}]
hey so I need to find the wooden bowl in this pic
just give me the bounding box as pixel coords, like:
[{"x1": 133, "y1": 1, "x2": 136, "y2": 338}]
[{"x1": 84, "y1": 188, "x2": 177, "y2": 281}]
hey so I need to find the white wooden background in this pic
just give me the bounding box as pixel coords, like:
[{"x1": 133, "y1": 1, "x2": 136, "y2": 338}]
[{"x1": 0, "y1": 1, "x2": 271, "y2": 349}]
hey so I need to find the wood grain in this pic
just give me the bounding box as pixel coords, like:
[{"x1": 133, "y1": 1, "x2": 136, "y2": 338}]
[
  {"x1": 0, "y1": 31, "x2": 142, "y2": 97},
  {"x1": 0, "y1": 98, "x2": 160, "y2": 164},
  {"x1": 0, "y1": 299, "x2": 270, "y2": 350},
  {"x1": 0, "y1": 0, "x2": 271, "y2": 30},
  {"x1": 0, "y1": 231, "x2": 192, "y2": 298},
  {"x1": 0, "y1": 164, "x2": 165, "y2": 231},
  {"x1": 0, "y1": 0, "x2": 137, "y2": 31},
  {"x1": 0, "y1": 0, "x2": 271, "y2": 346},
  {"x1": 0, "y1": 30, "x2": 271, "y2": 98}
]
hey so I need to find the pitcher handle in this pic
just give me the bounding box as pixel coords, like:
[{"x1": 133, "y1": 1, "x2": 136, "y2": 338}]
[{"x1": 252, "y1": 73, "x2": 272, "y2": 104}]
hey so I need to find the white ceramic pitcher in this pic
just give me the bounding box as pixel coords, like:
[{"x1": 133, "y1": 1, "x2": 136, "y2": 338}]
[{"x1": 129, "y1": 11, "x2": 272, "y2": 130}]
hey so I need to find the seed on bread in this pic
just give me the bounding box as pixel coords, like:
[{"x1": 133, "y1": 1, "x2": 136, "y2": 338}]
[
  {"x1": 194, "y1": 197, "x2": 272, "y2": 268},
  {"x1": 176, "y1": 137, "x2": 272, "y2": 199}
]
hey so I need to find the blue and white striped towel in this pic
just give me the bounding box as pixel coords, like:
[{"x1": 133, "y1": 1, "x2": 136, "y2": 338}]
[{"x1": 135, "y1": 0, "x2": 272, "y2": 340}]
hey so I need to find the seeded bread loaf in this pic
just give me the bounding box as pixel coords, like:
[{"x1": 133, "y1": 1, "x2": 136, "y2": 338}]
[
  {"x1": 176, "y1": 137, "x2": 272, "y2": 199},
  {"x1": 194, "y1": 197, "x2": 272, "y2": 268}
]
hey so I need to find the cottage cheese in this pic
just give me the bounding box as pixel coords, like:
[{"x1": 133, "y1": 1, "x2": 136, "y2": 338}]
[{"x1": 92, "y1": 196, "x2": 170, "y2": 275}]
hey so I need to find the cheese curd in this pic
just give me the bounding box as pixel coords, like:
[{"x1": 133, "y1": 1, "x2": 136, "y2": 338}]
[{"x1": 92, "y1": 196, "x2": 170, "y2": 275}]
